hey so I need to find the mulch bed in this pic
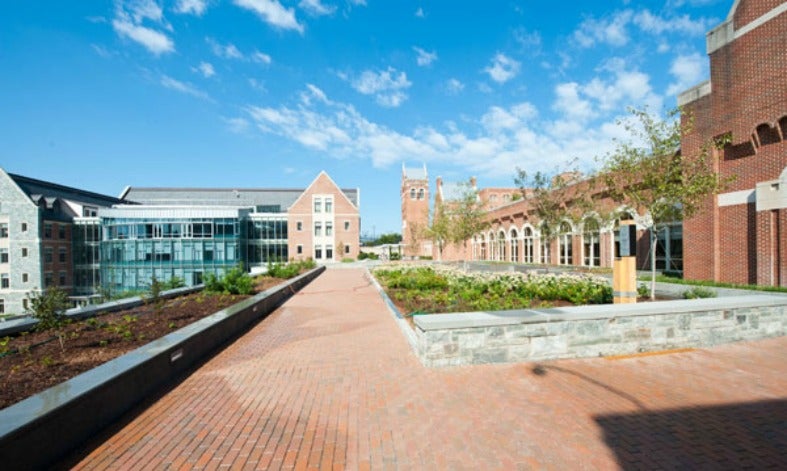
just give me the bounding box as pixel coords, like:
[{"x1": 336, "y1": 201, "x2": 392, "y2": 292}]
[{"x1": 0, "y1": 277, "x2": 285, "y2": 410}]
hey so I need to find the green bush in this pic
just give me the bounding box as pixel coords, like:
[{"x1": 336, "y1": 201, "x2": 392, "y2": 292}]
[
  {"x1": 204, "y1": 266, "x2": 254, "y2": 295},
  {"x1": 342, "y1": 258, "x2": 355, "y2": 263},
  {"x1": 683, "y1": 286, "x2": 716, "y2": 299},
  {"x1": 266, "y1": 259, "x2": 316, "y2": 279},
  {"x1": 27, "y1": 287, "x2": 71, "y2": 331}
]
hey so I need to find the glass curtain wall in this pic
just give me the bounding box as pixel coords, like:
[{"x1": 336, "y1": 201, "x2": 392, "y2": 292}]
[
  {"x1": 73, "y1": 219, "x2": 101, "y2": 296},
  {"x1": 246, "y1": 216, "x2": 289, "y2": 267},
  {"x1": 101, "y1": 217, "x2": 243, "y2": 294}
]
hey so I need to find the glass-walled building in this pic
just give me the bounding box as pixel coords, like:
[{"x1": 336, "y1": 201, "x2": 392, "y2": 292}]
[{"x1": 100, "y1": 207, "x2": 248, "y2": 294}]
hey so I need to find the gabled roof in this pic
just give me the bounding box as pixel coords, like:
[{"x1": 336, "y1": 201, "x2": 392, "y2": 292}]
[{"x1": 9, "y1": 173, "x2": 126, "y2": 207}]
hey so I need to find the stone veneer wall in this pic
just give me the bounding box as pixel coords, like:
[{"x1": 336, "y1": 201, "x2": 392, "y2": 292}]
[{"x1": 413, "y1": 295, "x2": 787, "y2": 367}]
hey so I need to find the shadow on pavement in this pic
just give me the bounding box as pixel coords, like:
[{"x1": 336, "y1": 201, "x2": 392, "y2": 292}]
[{"x1": 594, "y1": 399, "x2": 787, "y2": 469}]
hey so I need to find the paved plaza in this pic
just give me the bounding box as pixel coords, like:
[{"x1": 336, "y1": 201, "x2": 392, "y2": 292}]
[{"x1": 68, "y1": 268, "x2": 787, "y2": 470}]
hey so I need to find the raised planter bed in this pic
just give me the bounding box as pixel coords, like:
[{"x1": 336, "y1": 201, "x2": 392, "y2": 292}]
[{"x1": 0, "y1": 266, "x2": 324, "y2": 470}]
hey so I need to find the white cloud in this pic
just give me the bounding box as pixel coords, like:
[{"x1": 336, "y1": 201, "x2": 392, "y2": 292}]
[
  {"x1": 445, "y1": 78, "x2": 464, "y2": 95},
  {"x1": 234, "y1": 0, "x2": 304, "y2": 33},
  {"x1": 514, "y1": 28, "x2": 542, "y2": 53},
  {"x1": 348, "y1": 67, "x2": 412, "y2": 107},
  {"x1": 160, "y1": 75, "x2": 210, "y2": 100},
  {"x1": 248, "y1": 78, "x2": 267, "y2": 92},
  {"x1": 175, "y1": 0, "x2": 208, "y2": 16},
  {"x1": 633, "y1": 10, "x2": 715, "y2": 36},
  {"x1": 299, "y1": 0, "x2": 336, "y2": 16},
  {"x1": 223, "y1": 117, "x2": 250, "y2": 133},
  {"x1": 484, "y1": 53, "x2": 520, "y2": 84},
  {"x1": 112, "y1": 18, "x2": 174, "y2": 55},
  {"x1": 553, "y1": 82, "x2": 596, "y2": 122},
  {"x1": 111, "y1": 1, "x2": 174, "y2": 55},
  {"x1": 194, "y1": 61, "x2": 215, "y2": 78},
  {"x1": 243, "y1": 85, "x2": 627, "y2": 178},
  {"x1": 413, "y1": 47, "x2": 437, "y2": 66},
  {"x1": 574, "y1": 10, "x2": 632, "y2": 48},
  {"x1": 666, "y1": 52, "x2": 705, "y2": 96},
  {"x1": 415, "y1": 7, "x2": 425, "y2": 18},
  {"x1": 252, "y1": 51, "x2": 272, "y2": 64},
  {"x1": 91, "y1": 44, "x2": 116, "y2": 58}
]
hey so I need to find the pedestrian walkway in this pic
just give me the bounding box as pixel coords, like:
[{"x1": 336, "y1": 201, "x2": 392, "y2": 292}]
[{"x1": 71, "y1": 268, "x2": 787, "y2": 470}]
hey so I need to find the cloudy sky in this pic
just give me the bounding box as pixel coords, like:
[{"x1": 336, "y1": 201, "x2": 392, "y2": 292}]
[{"x1": 0, "y1": 0, "x2": 728, "y2": 235}]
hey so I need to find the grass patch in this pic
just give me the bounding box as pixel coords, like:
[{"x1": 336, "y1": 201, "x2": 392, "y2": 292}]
[{"x1": 640, "y1": 274, "x2": 787, "y2": 293}]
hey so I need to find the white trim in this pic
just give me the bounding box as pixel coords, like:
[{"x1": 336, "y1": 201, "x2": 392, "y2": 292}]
[
  {"x1": 707, "y1": 3, "x2": 787, "y2": 54},
  {"x1": 734, "y1": 3, "x2": 787, "y2": 39},
  {"x1": 718, "y1": 189, "x2": 756, "y2": 207}
]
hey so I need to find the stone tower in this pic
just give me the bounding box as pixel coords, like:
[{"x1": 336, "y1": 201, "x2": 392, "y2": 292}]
[{"x1": 401, "y1": 164, "x2": 430, "y2": 258}]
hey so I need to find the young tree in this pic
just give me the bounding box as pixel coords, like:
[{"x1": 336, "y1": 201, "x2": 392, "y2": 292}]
[
  {"x1": 599, "y1": 106, "x2": 731, "y2": 299},
  {"x1": 448, "y1": 181, "x2": 490, "y2": 264},
  {"x1": 27, "y1": 287, "x2": 71, "y2": 350},
  {"x1": 514, "y1": 159, "x2": 593, "y2": 264},
  {"x1": 427, "y1": 200, "x2": 451, "y2": 261}
]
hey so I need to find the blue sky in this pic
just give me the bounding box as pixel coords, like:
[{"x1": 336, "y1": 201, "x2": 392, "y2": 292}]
[{"x1": 0, "y1": 0, "x2": 730, "y2": 236}]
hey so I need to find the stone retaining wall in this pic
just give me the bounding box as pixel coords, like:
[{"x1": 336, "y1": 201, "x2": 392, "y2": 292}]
[{"x1": 413, "y1": 295, "x2": 787, "y2": 367}]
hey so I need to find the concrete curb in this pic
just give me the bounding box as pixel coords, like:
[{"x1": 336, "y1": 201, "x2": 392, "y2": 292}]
[
  {"x1": 0, "y1": 266, "x2": 325, "y2": 470},
  {"x1": 364, "y1": 268, "x2": 419, "y2": 353}
]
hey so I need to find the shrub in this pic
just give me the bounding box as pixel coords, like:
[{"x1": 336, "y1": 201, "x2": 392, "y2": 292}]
[
  {"x1": 266, "y1": 259, "x2": 316, "y2": 279},
  {"x1": 342, "y1": 258, "x2": 355, "y2": 263},
  {"x1": 27, "y1": 287, "x2": 71, "y2": 349},
  {"x1": 683, "y1": 286, "x2": 716, "y2": 299},
  {"x1": 204, "y1": 266, "x2": 254, "y2": 295}
]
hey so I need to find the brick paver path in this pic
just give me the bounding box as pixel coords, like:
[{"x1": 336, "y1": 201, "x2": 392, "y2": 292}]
[{"x1": 72, "y1": 268, "x2": 787, "y2": 470}]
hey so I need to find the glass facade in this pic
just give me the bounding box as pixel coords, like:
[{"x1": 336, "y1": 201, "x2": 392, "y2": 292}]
[
  {"x1": 245, "y1": 216, "x2": 288, "y2": 266},
  {"x1": 73, "y1": 218, "x2": 101, "y2": 296},
  {"x1": 100, "y1": 214, "x2": 244, "y2": 294}
]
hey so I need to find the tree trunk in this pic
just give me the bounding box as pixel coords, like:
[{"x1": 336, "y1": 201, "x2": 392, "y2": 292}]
[{"x1": 650, "y1": 226, "x2": 657, "y2": 300}]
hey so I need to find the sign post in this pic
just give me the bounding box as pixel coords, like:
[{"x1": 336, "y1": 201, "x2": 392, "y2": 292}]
[{"x1": 613, "y1": 221, "x2": 637, "y2": 304}]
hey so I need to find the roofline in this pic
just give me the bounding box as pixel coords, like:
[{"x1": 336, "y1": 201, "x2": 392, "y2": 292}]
[{"x1": 8, "y1": 172, "x2": 126, "y2": 204}]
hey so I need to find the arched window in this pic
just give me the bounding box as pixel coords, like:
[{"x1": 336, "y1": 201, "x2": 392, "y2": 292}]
[
  {"x1": 523, "y1": 226, "x2": 534, "y2": 264},
  {"x1": 498, "y1": 230, "x2": 507, "y2": 262},
  {"x1": 480, "y1": 234, "x2": 488, "y2": 260},
  {"x1": 539, "y1": 223, "x2": 551, "y2": 265},
  {"x1": 417, "y1": 188, "x2": 425, "y2": 200},
  {"x1": 559, "y1": 221, "x2": 573, "y2": 265},
  {"x1": 583, "y1": 218, "x2": 600, "y2": 267},
  {"x1": 510, "y1": 228, "x2": 519, "y2": 262},
  {"x1": 409, "y1": 188, "x2": 416, "y2": 200}
]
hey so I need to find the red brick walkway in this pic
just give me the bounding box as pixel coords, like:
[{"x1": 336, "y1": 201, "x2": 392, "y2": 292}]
[{"x1": 72, "y1": 268, "x2": 787, "y2": 470}]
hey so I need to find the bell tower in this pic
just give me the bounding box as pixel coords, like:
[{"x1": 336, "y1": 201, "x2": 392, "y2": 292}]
[{"x1": 401, "y1": 163, "x2": 430, "y2": 258}]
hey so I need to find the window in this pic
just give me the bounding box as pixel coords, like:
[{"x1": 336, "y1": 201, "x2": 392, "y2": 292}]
[
  {"x1": 23, "y1": 299, "x2": 28, "y2": 311},
  {"x1": 503, "y1": 194, "x2": 511, "y2": 202},
  {"x1": 59, "y1": 272, "x2": 66, "y2": 286},
  {"x1": 314, "y1": 198, "x2": 322, "y2": 213},
  {"x1": 45, "y1": 272, "x2": 53, "y2": 287},
  {"x1": 523, "y1": 227, "x2": 534, "y2": 264},
  {"x1": 44, "y1": 223, "x2": 52, "y2": 238},
  {"x1": 1, "y1": 274, "x2": 8, "y2": 288},
  {"x1": 296, "y1": 221, "x2": 303, "y2": 231},
  {"x1": 410, "y1": 188, "x2": 416, "y2": 200},
  {"x1": 325, "y1": 199, "x2": 333, "y2": 213},
  {"x1": 344, "y1": 221, "x2": 350, "y2": 231},
  {"x1": 417, "y1": 188, "x2": 424, "y2": 200},
  {"x1": 583, "y1": 219, "x2": 601, "y2": 267},
  {"x1": 0, "y1": 299, "x2": 4, "y2": 314},
  {"x1": 83, "y1": 206, "x2": 98, "y2": 217},
  {"x1": 559, "y1": 221, "x2": 573, "y2": 265},
  {"x1": 326, "y1": 245, "x2": 333, "y2": 260},
  {"x1": 656, "y1": 223, "x2": 683, "y2": 273},
  {"x1": 21, "y1": 222, "x2": 27, "y2": 232},
  {"x1": 45, "y1": 248, "x2": 53, "y2": 263},
  {"x1": 59, "y1": 248, "x2": 67, "y2": 263},
  {"x1": 344, "y1": 244, "x2": 350, "y2": 254},
  {"x1": 315, "y1": 245, "x2": 323, "y2": 259},
  {"x1": 0, "y1": 223, "x2": 7, "y2": 238},
  {"x1": 58, "y1": 224, "x2": 66, "y2": 239},
  {"x1": 510, "y1": 229, "x2": 519, "y2": 263},
  {"x1": 22, "y1": 248, "x2": 28, "y2": 257},
  {"x1": 314, "y1": 223, "x2": 322, "y2": 237},
  {"x1": 326, "y1": 222, "x2": 333, "y2": 236},
  {"x1": 297, "y1": 245, "x2": 303, "y2": 255},
  {"x1": 0, "y1": 248, "x2": 7, "y2": 264},
  {"x1": 539, "y1": 224, "x2": 551, "y2": 264},
  {"x1": 22, "y1": 273, "x2": 28, "y2": 283}
]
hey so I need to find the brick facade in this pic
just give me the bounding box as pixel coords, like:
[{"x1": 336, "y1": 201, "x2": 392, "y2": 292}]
[{"x1": 682, "y1": 0, "x2": 787, "y2": 285}]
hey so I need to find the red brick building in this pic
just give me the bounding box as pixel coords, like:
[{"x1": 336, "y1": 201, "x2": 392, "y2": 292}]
[
  {"x1": 403, "y1": 0, "x2": 786, "y2": 285},
  {"x1": 681, "y1": 0, "x2": 787, "y2": 285}
]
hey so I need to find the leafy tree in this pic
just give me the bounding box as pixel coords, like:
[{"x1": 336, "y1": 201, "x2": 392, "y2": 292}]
[
  {"x1": 27, "y1": 287, "x2": 71, "y2": 350},
  {"x1": 447, "y1": 181, "x2": 490, "y2": 262},
  {"x1": 427, "y1": 200, "x2": 451, "y2": 261},
  {"x1": 514, "y1": 159, "x2": 593, "y2": 262},
  {"x1": 598, "y1": 106, "x2": 732, "y2": 299}
]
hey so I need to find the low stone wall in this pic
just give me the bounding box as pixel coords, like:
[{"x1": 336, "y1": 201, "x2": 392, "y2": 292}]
[
  {"x1": 0, "y1": 267, "x2": 325, "y2": 470},
  {"x1": 414, "y1": 295, "x2": 787, "y2": 367}
]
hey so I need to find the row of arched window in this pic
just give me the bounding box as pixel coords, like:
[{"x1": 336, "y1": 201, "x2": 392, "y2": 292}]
[{"x1": 408, "y1": 187, "x2": 426, "y2": 200}]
